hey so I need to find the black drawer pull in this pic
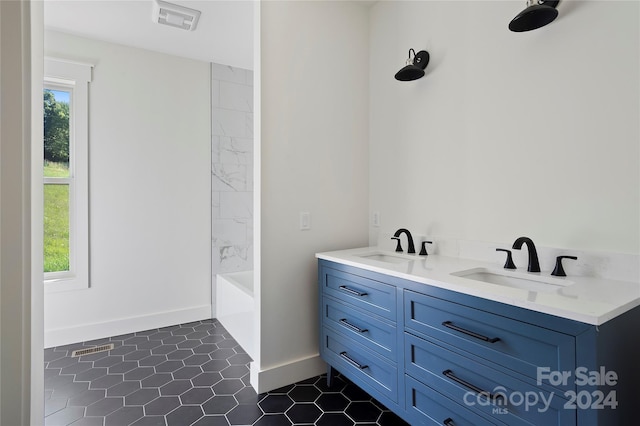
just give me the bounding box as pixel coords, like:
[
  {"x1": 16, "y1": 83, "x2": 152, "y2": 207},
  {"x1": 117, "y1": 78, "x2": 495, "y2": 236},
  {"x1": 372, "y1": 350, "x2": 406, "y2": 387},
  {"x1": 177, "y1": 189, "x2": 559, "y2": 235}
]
[
  {"x1": 339, "y1": 318, "x2": 368, "y2": 333},
  {"x1": 443, "y1": 419, "x2": 455, "y2": 426},
  {"x1": 442, "y1": 321, "x2": 500, "y2": 343},
  {"x1": 442, "y1": 370, "x2": 503, "y2": 401},
  {"x1": 339, "y1": 285, "x2": 368, "y2": 297},
  {"x1": 340, "y1": 352, "x2": 368, "y2": 369}
]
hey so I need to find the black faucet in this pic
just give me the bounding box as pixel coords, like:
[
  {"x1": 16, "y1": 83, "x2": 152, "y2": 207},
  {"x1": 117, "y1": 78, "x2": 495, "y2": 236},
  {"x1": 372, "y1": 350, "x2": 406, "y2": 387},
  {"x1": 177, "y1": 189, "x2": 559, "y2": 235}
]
[
  {"x1": 393, "y1": 228, "x2": 415, "y2": 254},
  {"x1": 512, "y1": 236, "x2": 540, "y2": 272}
]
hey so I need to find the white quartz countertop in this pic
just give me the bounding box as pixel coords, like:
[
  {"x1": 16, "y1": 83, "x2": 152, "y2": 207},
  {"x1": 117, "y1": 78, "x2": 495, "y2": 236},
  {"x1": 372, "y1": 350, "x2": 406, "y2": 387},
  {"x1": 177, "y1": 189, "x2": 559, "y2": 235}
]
[{"x1": 316, "y1": 247, "x2": 640, "y2": 326}]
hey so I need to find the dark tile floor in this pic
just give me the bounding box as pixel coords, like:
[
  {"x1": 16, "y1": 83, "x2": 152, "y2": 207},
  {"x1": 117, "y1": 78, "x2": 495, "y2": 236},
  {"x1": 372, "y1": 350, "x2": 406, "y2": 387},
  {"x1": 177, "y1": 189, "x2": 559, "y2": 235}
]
[{"x1": 44, "y1": 319, "x2": 408, "y2": 426}]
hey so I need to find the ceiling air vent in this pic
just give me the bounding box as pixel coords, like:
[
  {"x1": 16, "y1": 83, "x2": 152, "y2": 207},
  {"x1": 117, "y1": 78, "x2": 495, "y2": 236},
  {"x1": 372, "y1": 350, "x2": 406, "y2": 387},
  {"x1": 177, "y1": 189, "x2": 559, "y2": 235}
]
[{"x1": 152, "y1": 0, "x2": 201, "y2": 31}]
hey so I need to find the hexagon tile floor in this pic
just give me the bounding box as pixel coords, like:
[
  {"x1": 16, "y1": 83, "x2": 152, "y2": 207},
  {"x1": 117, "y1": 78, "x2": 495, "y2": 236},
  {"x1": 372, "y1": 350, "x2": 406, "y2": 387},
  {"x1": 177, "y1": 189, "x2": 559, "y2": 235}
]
[{"x1": 44, "y1": 319, "x2": 409, "y2": 426}]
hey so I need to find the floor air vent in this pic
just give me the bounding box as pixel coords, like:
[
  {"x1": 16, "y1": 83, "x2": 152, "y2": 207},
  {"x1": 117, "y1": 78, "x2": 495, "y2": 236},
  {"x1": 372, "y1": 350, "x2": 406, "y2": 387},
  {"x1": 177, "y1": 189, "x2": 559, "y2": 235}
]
[{"x1": 71, "y1": 343, "x2": 114, "y2": 357}]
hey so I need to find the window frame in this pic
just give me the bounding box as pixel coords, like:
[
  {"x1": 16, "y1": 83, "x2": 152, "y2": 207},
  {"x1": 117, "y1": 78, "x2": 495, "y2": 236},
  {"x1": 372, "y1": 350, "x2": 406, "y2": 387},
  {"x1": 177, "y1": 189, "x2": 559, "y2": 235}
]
[{"x1": 44, "y1": 57, "x2": 92, "y2": 292}]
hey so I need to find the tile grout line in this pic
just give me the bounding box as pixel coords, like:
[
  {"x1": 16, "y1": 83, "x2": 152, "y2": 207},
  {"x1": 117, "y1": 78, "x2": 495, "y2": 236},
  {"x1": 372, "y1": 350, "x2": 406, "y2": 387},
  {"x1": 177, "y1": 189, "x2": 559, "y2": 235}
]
[{"x1": 44, "y1": 319, "x2": 408, "y2": 426}]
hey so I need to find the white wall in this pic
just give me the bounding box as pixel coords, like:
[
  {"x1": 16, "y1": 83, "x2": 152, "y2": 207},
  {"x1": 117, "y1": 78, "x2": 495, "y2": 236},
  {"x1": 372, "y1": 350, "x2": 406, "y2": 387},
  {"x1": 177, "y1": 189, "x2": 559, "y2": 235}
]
[
  {"x1": 369, "y1": 1, "x2": 639, "y2": 255},
  {"x1": 256, "y1": 0, "x2": 370, "y2": 392},
  {"x1": 31, "y1": 1, "x2": 45, "y2": 421},
  {"x1": 1, "y1": 1, "x2": 40, "y2": 423},
  {"x1": 44, "y1": 31, "x2": 212, "y2": 347}
]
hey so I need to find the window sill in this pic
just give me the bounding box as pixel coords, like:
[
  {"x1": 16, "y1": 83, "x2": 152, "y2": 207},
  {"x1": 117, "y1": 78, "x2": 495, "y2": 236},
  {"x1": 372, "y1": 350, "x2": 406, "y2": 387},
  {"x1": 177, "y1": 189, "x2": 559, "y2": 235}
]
[{"x1": 45, "y1": 275, "x2": 89, "y2": 293}]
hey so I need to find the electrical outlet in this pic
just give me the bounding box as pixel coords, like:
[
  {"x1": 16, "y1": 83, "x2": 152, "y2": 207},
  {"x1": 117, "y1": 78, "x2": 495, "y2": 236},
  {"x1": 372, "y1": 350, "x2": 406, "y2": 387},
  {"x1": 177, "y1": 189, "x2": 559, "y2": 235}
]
[
  {"x1": 373, "y1": 211, "x2": 380, "y2": 227},
  {"x1": 300, "y1": 211, "x2": 311, "y2": 230}
]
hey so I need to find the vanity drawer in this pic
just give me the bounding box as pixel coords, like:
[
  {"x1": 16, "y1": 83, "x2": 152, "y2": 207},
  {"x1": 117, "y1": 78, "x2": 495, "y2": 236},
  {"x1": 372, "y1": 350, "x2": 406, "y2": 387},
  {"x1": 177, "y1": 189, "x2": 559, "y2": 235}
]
[
  {"x1": 405, "y1": 375, "x2": 502, "y2": 426},
  {"x1": 323, "y1": 296, "x2": 397, "y2": 361},
  {"x1": 323, "y1": 268, "x2": 396, "y2": 320},
  {"x1": 405, "y1": 332, "x2": 574, "y2": 426},
  {"x1": 404, "y1": 290, "x2": 575, "y2": 391},
  {"x1": 322, "y1": 328, "x2": 398, "y2": 402}
]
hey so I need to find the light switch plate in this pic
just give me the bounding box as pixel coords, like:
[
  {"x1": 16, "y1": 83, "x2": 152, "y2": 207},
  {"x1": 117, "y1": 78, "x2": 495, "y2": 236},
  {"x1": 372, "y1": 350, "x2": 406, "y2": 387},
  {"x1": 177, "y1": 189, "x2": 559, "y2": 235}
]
[{"x1": 300, "y1": 211, "x2": 311, "y2": 230}]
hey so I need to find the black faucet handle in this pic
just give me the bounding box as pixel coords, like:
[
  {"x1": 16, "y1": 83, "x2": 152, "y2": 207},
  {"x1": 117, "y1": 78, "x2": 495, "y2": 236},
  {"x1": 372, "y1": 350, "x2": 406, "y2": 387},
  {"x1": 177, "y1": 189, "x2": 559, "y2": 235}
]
[
  {"x1": 496, "y1": 248, "x2": 516, "y2": 269},
  {"x1": 551, "y1": 255, "x2": 577, "y2": 277},
  {"x1": 391, "y1": 237, "x2": 403, "y2": 253},
  {"x1": 419, "y1": 241, "x2": 433, "y2": 256}
]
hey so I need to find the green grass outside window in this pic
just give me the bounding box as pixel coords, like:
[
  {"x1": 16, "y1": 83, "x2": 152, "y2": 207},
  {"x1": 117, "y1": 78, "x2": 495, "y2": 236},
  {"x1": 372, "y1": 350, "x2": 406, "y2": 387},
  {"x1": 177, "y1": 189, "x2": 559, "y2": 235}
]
[{"x1": 44, "y1": 162, "x2": 70, "y2": 273}]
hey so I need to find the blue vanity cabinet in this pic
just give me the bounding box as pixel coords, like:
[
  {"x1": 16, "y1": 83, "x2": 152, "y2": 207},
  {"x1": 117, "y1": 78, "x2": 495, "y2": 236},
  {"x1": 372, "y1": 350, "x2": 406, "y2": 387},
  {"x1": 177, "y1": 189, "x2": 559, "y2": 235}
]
[
  {"x1": 319, "y1": 261, "x2": 405, "y2": 418},
  {"x1": 404, "y1": 290, "x2": 576, "y2": 392},
  {"x1": 404, "y1": 331, "x2": 574, "y2": 425},
  {"x1": 318, "y1": 259, "x2": 640, "y2": 426}
]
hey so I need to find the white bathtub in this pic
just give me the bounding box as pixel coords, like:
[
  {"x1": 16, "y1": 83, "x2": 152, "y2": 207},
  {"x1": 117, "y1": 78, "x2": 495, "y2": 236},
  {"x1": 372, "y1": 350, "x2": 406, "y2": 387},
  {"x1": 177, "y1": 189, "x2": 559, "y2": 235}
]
[{"x1": 215, "y1": 271, "x2": 254, "y2": 359}]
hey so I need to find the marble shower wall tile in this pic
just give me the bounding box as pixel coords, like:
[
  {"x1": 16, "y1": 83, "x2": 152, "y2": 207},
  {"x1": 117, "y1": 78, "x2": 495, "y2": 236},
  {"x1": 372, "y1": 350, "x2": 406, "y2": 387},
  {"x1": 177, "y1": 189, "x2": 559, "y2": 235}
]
[
  {"x1": 212, "y1": 136, "x2": 253, "y2": 165},
  {"x1": 212, "y1": 108, "x2": 252, "y2": 138},
  {"x1": 213, "y1": 220, "x2": 248, "y2": 247},
  {"x1": 220, "y1": 81, "x2": 253, "y2": 112},
  {"x1": 212, "y1": 192, "x2": 221, "y2": 219},
  {"x1": 211, "y1": 63, "x2": 251, "y2": 85},
  {"x1": 220, "y1": 137, "x2": 252, "y2": 165},
  {"x1": 212, "y1": 219, "x2": 253, "y2": 273},
  {"x1": 220, "y1": 192, "x2": 252, "y2": 220},
  {"x1": 211, "y1": 64, "x2": 254, "y2": 276},
  {"x1": 212, "y1": 163, "x2": 248, "y2": 192}
]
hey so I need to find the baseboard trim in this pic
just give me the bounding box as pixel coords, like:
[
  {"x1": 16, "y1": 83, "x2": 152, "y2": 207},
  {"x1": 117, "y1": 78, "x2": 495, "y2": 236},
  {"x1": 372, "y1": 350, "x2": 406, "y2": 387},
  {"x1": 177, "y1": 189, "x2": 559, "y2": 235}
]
[
  {"x1": 250, "y1": 353, "x2": 326, "y2": 394},
  {"x1": 44, "y1": 305, "x2": 212, "y2": 348}
]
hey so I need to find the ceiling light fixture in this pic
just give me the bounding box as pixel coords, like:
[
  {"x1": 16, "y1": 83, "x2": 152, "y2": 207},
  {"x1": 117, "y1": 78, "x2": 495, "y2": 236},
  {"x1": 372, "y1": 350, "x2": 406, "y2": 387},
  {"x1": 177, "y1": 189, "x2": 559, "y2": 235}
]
[
  {"x1": 509, "y1": 0, "x2": 560, "y2": 32},
  {"x1": 152, "y1": 0, "x2": 201, "y2": 31},
  {"x1": 395, "y1": 49, "x2": 430, "y2": 82}
]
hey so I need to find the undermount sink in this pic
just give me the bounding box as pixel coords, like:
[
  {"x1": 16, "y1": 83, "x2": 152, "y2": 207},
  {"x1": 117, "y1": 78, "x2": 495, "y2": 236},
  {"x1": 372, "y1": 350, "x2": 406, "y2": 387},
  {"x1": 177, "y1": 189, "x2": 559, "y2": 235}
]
[
  {"x1": 452, "y1": 267, "x2": 573, "y2": 293},
  {"x1": 356, "y1": 251, "x2": 413, "y2": 264}
]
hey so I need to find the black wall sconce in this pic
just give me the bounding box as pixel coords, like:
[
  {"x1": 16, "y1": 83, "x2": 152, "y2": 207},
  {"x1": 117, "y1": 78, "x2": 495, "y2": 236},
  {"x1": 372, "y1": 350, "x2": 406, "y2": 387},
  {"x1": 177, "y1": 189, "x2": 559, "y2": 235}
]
[
  {"x1": 395, "y1": 49, "x2": 430, "y2": 81},
  {"x1": 509, "y1": 0, "x2": 560, "y2": 32}
]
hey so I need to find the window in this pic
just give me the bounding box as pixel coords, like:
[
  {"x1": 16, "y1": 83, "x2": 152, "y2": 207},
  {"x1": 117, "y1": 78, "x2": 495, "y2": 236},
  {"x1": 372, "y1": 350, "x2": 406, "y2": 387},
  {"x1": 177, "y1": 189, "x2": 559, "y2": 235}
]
[
  {"x1": 44, "y1": 58, "x2": 92, "y2": 292},
  {"x1": 44, "y1": 86, "x2": 71, "y2": 273}
]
